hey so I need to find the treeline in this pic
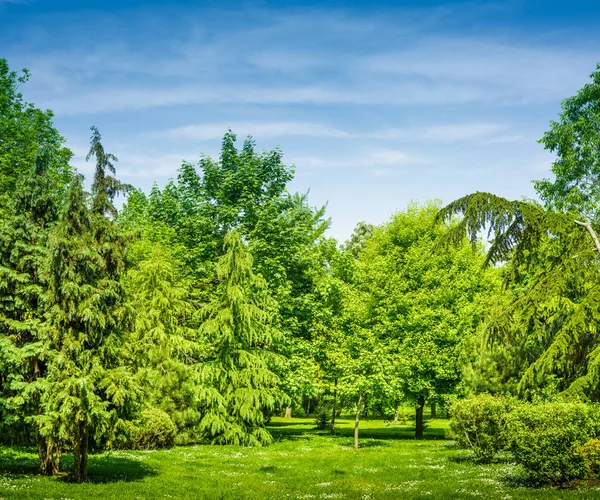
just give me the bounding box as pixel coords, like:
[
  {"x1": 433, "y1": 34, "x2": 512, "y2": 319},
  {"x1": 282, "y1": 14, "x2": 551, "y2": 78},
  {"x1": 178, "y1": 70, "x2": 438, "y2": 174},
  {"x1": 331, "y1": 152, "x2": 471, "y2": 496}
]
[{"x1": 2, "y1": 56, "x2": 600, "y2": 485}]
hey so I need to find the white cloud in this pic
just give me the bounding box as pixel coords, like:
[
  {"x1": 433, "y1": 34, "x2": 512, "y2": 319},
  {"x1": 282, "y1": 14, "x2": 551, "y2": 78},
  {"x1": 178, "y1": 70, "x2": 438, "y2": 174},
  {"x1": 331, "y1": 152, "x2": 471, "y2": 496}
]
[{"x1": 163, "y1": 121, "x2": 352, "y2": 140}]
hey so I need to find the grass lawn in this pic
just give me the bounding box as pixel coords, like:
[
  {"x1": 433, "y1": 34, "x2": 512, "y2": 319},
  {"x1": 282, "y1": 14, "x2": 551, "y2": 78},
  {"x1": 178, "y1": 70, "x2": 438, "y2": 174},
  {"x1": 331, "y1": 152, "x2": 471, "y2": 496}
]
[{"x1": 1, "y1": 415, "x2": 599, "y2": 499}]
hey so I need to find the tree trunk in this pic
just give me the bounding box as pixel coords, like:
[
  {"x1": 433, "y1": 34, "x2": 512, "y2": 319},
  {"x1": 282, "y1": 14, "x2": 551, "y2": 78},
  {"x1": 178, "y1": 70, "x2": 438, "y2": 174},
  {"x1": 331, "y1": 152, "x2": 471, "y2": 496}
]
[
  {"x1": 284, "y1": 407, "x2": 292, "y2": 418},
  {"x1": 73, "y1": 427, "x2": 81, "y2": 483},
  {"x1": 306, "y1": 398, "x2": 311, "y2": 416},
  {"x1": 80, "y1": 427, "x2": 88, "y2": 482},
  {"x1": 331, "y1": 379, "x2": 338, "y2": 436},
  {"x1": 393, "y1": 406, "x2": 399, "y2": 424},
  {"x1": 430, "y1": 402, "x2": 437, "y2": 419},
  {"x1": 354, "y1": 392, "x2": 364, "y2": 450},
  {"x1": 415, "y1": 395, "x2": 425, "y2": 439},
  {"x1": 37, "y1": 436, "x2": 53, "y2": 476}
]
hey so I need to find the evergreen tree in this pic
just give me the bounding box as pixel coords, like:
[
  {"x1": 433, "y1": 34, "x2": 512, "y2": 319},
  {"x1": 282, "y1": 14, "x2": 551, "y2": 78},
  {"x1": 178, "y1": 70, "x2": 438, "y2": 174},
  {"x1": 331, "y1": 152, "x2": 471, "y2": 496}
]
[
  {"x1": 199, "y1": 231, "x2": 284, "y2": 446},
  {"x1": 40, "y1": 130, "x2": 136, "y2": 482},
  {"x1": 126, "y1": 243, "x2": 204, "y2": 443},
  {"x1": 0, "y1": 149, "x2": 63, "y2": 473}
]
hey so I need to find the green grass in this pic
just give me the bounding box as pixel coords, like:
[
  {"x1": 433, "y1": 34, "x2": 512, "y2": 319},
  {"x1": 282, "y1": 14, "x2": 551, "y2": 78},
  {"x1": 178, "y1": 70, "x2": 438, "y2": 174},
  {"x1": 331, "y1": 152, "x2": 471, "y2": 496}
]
[{"x1": 1, "y1": 415, "x2": 599, "y2": 499}]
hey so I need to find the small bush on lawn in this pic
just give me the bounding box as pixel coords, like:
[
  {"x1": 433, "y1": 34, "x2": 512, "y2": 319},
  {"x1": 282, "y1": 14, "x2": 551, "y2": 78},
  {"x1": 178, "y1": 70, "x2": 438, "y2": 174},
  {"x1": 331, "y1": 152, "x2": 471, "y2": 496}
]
[
  {"x1": 133, "y1": 407, "x2": 177, "y2": 449},
  {"x1": 507, "y1": 402, "x2": 600, "y2": 485},
  {"x1": 449, "y1": 394, "x2": 515, "y2": 462},
  {"x1": 577, "y1": 438, "x2": 600, "y2": 477}
]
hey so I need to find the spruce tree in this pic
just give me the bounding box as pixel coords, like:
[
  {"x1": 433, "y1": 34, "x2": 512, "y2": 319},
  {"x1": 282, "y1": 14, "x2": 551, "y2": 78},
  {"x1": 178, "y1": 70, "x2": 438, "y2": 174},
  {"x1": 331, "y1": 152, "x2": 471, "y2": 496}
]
[{"x1": 199, "y1": 230, "x2": 283, "y2": 446}]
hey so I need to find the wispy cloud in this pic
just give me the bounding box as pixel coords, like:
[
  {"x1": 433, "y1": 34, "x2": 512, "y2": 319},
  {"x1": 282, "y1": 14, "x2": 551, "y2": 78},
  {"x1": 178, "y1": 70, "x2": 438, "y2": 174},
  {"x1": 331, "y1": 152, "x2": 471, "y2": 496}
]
[{"x1": 160, "y1": 121, "x2": 510, "y2": 143}]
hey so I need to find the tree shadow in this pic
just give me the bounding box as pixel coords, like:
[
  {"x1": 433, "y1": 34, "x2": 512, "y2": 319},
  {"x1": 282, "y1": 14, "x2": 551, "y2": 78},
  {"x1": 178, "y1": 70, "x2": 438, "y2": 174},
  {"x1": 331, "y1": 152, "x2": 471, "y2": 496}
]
[{"x1": 0, "y1": 448, "x2": 157, "y2": 484}]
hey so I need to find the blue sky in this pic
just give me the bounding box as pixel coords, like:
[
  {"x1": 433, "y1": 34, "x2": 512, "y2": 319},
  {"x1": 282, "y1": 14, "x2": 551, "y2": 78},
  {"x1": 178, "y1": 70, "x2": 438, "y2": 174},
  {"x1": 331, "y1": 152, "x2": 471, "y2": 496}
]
[{"x1": 1, "y1": 0, "x2": 599, "y2": 241}]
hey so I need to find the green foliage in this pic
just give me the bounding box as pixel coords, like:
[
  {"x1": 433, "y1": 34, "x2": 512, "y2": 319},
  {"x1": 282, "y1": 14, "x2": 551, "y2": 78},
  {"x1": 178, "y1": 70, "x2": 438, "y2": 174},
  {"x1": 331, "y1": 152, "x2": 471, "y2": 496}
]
[
  {"x1": 0, "y1": 59, "x2": 72, "y2": 201},
  {"x1": 449, "y1": 395, "x2": 515, "y2": 462},
  {"x1": 40, "y1": 130, "x2": 138, "y2": 482},
  {"x1": 507, "y1": 402, "x2": 600, "y2": 485},
  {"x1": 534, "y1": 64, "x2": 600, "y2": 222},
  {"x1": 576, "y1": 438, "x2": 600, "y2": 477},
  {"x1": 199, "y1": 231, "x2": 284, "y2": 446},
  {"x1": 125, "y1": 243, "x2": 203, "y2": 444},
  {"x1": 132, "y1": 408, "x2": 176, "y2": 450},
  {"x1": 356, "y1": 201, "x2": 496, "y2": 437},
  {"x1": 437, "y1": 193, "x2": 600, "y2": 400}
]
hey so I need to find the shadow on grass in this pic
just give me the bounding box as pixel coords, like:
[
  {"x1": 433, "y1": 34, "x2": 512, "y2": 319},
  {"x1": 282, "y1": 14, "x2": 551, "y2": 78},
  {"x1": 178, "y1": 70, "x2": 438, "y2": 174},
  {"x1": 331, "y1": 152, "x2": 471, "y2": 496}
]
[
  {"x1": 0, "y1": 448, "x2": 157, "y2": 484},
  {"x1": 268, "y1": 420, "x2": 447, "y2": 443}
]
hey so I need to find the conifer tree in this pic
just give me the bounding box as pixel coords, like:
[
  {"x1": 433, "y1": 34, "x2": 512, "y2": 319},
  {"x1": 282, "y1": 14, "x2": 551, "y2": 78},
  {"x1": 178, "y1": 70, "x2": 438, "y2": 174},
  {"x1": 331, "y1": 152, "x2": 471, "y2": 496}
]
[
  {"x1": 0, "y1": 149, "x2": 62, "y2": 473},
  {"x1": 41, "y1": 130, "x2": 136, "y2": 482},
  {"x1": 199, "y1": 231, "x2": 284, "y2": 446},
  {"x1": 126, "y1": 243, "x2": 204, "y2": 443}
]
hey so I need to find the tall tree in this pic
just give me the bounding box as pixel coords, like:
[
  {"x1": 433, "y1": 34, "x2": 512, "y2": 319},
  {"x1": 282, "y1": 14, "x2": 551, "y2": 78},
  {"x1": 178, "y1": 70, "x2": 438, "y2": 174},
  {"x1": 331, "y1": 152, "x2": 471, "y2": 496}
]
[
  {"x1": 126, "y1": 243, "x2": 204, "y2": 443},
  {"x1": 0, "y1": 149, "x2": 63, "y2": 473},
  {"x1": 41, "y1": 131, "x2": 136, "y2": 482},
  {"x1": 359, "y1": 202, "x2": 494, "y2": 437},
  {"x1": 199, "y1": 231, "x2": 284, "y2": 446},
  {"x1": 437, "y1": 192, "x2": 600, "y2": 400}
]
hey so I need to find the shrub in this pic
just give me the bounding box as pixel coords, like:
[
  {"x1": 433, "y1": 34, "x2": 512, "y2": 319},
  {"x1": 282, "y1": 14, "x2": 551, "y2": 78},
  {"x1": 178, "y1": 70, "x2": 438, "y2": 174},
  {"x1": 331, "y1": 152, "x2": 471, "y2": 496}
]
[
  {"x1": 507, "y1": 402, "x2": 600, "y2": 485},
  {"x1": 449, "y1": 395, "x2": 515, "y2": 462},
  {"x1": 577, "y1": 438, "x2": 600, "y2": 477},
  {"x1": 133, "y1": 408, "x2": 177, "y2": 449},
  {"x1": 314, "y1": 411, "x2": 329, "y2": 430}
]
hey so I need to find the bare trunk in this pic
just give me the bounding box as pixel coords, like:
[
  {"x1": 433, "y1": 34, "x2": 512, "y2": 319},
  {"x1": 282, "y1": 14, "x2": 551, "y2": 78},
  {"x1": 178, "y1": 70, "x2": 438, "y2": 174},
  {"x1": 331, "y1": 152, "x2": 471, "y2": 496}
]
[
  {"x1": 331, "y1": 379, "x2": 338, "y2": 436},
  {"x1": 354, "y1": 392, "x2": 364, "y2": 450},
  {"x1": 306, "y1": 398, "x2": 311, "y2": 416},
  {"x1": 284, "y1": 407, "x2": 292, "y2": 418},
  {"x1": 415, "y1": 395, "x2": 425, "y2": 439},
  {"x1": 80, "y1": 427, "x2": 88, "y2": 482},
  {"x1": 73, "y1": 427, "x2": 81, "y2": 483},
  {"x1": 430, "y1": 402, "x2": 437, "y2": 419},
  {"x1": 393, "y1": 406, "x2": 399, "y2": 424}
]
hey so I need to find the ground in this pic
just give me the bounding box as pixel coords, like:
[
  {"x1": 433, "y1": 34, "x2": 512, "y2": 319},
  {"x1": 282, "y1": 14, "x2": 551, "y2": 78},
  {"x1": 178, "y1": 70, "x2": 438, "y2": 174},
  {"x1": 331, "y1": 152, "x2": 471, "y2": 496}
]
[{"x1": 1, "y1": 415, "x2": 599, "y2": 499}]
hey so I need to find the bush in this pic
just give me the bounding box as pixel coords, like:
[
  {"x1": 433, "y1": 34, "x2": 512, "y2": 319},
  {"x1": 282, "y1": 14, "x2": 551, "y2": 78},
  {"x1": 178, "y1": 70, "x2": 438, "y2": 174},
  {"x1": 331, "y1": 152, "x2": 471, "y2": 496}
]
[
  {"x1": 507, "y1": 402, "x2": 600, "y2": 485},
  {"x1": 449, "y1": 395, "x2": 515, "y2": 462},
  {"x1": 577, "y1": 438, "x2": 600, "y2": 477},
  {"x1": 133, "y1": 408, "x2": 177, "y2": 449},
  {"x1": 314, "y1": 410, "x2": 329, "y2": 430}
]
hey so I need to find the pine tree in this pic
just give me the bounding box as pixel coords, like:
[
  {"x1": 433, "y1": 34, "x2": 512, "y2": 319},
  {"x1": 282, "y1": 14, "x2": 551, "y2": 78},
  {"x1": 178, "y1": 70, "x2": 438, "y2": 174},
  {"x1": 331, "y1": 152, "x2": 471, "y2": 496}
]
[{"x1": 199, "y1": 231, "x2": 284, "y2": 446}]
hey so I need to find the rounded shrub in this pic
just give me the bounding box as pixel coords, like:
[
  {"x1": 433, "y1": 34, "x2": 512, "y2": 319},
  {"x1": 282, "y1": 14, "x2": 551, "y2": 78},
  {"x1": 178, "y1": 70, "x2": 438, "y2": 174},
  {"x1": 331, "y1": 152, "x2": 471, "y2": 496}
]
[
  {"x1": 449, "y1": 394, "x2": 515, "y2": 462},
  {"x1": 133, "y1": 407, "x2": 177, "y2": 449},
  {"x1": 507, "y1": 402, "x2": 600, "y2": 485}
]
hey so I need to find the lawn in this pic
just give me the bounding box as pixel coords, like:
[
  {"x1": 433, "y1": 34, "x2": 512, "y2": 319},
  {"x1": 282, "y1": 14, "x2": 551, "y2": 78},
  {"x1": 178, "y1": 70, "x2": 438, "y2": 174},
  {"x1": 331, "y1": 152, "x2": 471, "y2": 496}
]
[{"x1": 1, "y1": 415, "x2": 599, "y2": 499}]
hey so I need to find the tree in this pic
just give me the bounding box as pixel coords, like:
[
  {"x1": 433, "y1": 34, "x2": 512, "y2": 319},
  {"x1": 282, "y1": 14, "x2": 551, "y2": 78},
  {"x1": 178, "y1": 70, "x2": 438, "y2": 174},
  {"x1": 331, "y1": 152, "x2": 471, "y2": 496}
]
[
  {"x1": 125, "y1": 243, "x2": 204, "y2": 443},
  {"x1": 0, "y1": 59, "x2": 72, "y2": 203},
  {"x1": 199, "y1": 231, "x2": 284, "y2": 446},
  {"x1": 535, "y1": 64, "x2": 600, "y2": 223},
  {"x1": 0, "y1": 149, "x2": 63, "y2": 473},
  {"x1": 40, "y1": 131, "x2": 136, "y2": 482},
  {"x1": 358, "y1": 202, "x2": 495, "y2": 438},
  {"x1": 437, "y1": 192, "x2": 600, "y2": 400}
]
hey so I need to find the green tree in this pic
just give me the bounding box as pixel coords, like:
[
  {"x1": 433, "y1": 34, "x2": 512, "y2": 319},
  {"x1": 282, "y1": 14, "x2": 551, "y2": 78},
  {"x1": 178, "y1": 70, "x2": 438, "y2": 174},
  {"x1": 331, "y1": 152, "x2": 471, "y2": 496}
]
[
  {"x1": 535, "y1": 64, "x2": 600, "y2": 222},
  {"x1": 126, "y1": 243, "x2": 204, "y2": 443},
  {"x1": 437, "y1": 192, "x2": 600, "y2": 400},
  {"x1": 0, "y1": 149, "x2": 63, "y2": 473},
  {"x1": 359, "y1": 202, "x2": 494, "y2": 438},
  {"x1": 0, "y1": 59, "x2": 72, "y2": 203},
  {"x1": 199, "y1": 231, "x2": 284, "y2": 446},
  {"x1": 40, "y1": 131, "x2": 137, "y2": 482}
]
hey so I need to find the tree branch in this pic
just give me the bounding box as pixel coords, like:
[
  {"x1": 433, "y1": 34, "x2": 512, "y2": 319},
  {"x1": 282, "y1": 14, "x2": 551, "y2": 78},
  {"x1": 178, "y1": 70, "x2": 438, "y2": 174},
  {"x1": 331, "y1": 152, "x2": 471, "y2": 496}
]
[{"x1": 574, "y1": 220, "x2": 600, "y2": 255}]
